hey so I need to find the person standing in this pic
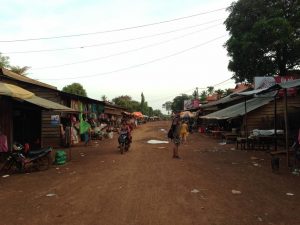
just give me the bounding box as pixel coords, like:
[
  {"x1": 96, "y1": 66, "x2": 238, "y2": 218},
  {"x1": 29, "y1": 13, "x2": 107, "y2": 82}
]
[
  {"x1": 80, "y1": 115, "x2": 91, "y2": 146},
  {"x1": 169, "y1": 113, "x2": 181, "y2": 159}
]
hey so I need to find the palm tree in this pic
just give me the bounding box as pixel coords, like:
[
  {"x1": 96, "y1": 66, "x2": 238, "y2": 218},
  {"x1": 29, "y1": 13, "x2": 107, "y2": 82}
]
[
  {"x1": 207, "y1": 86, "x2": 214, "y2": 95},
  {"x1": 101, "y1": 95, "x2": 108, "y2": 101},
  {"x1": 215, "y1": 89, "x2": 225, "y2": 99},
  {"x1": 9, "y1": 66, "x2": 31, "y2": 76}
]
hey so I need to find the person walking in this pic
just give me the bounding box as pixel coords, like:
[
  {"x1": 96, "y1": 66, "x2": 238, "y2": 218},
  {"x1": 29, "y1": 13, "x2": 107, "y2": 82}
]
[
  {"x1": 180, "y1": 120, "x2": 189, "y2": 144},
  {"x1": 168, "y1": 113, "x2": 181, "y2": 159}
]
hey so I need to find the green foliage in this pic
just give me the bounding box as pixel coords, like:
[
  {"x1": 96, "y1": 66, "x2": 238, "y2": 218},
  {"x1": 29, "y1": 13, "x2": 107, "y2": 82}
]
[
  {"x1": 224, "y1": 88, "x2": 233, "y2": 97},
  {"x1": 200, "y1": 90, "x2": 207, "y2": 102},
  {"x1": 62, "y1": 83, "x2": 87, "y2": 97},
  {"x1": 140, "y1": 92, "x2": 148, "y2": 115},
  {"x1": 0, "y1": 53, "x2": 10, "y2": 68},
  {"x1": 215, "y1": 89, "x2": 225, "y2": 98},
  {"x1": 101, "y1": 95, "x2": 107, "y2": 101},
  {"x1": 162, "y1": 101, "x2": 172, "y2": 114},
  {"x1": 207, "y1": 86, "x2": 214, "y2": 95},
  {"x1": 112, "y1": 96, "x2": 141, "y2": 112},
  {"x1": 224, "y1": 0, "x2": 300, "y2": 82},
  {"x1": 152, "y1": 109, "x2": 163, "y2": 117},
  {"x1": 9, "y1": 66, "x2": 31, "y2": 76},
  {"x1": 171, "y1": 94, "x2": 192, "y2": 112}
]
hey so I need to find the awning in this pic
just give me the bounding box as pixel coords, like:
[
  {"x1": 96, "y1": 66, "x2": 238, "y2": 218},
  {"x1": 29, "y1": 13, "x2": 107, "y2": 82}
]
[
  {"x1": 24, "y1": 95, "x2": 77, "y2": 112},
  {"x1": 0, "y1": 82, "x2": 76, "y2": 112},
  {"x1": 201, "y1": 97, "x2": 273, "y2": 120},
  {"x1": 0, "y1": 82, "x2": 34, "y2": 99}
]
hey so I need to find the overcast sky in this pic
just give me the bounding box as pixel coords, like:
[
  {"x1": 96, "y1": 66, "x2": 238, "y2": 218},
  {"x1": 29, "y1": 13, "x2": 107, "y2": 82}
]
[{"x1": 0, "y1": 0, "x2": 235, "y2": 113}]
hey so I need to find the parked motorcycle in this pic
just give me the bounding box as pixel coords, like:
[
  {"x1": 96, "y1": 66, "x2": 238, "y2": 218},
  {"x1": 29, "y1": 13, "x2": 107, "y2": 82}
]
[
  {"x1": 118, "y1": 131, "x2": 130, "y2": 154},
  {"x1": 0, "y1": 144, "x2": 52, "y2": 174}
]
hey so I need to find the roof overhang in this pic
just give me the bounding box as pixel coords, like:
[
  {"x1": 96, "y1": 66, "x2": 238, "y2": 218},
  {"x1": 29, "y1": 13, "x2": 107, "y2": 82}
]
[
  {"x1": 200, "y1": 97, "x2": 274, "y2": 120},
  {"x1": 24, "y1": 95, "x2": 77, "y2": 112}
]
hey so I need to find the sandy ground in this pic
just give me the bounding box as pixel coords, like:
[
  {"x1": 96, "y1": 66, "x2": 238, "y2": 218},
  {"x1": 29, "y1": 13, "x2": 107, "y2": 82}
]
[{"x1": 0, "y1": 120, "x2": 299, "y2": 225}]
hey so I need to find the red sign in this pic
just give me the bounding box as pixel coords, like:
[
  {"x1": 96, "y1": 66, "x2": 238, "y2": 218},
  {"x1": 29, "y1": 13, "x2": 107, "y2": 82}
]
[{"x1": 274, "y1": 76, "x2": 297, "y2": 96}]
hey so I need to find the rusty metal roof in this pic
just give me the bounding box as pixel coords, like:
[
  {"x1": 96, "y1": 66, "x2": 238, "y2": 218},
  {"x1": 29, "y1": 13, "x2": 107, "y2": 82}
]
[{"x1": 0, "y1": 68, "x2": 57, "y2": 90}]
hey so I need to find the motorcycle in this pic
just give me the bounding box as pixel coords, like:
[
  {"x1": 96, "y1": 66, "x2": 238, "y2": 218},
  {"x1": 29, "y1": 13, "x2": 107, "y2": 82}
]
[
  {"x1": 118, "y1": 131, "x2": 130, "y2": 154},
  {"x1": 0, "y1": 143, "x2": 52, "y2": 174}
]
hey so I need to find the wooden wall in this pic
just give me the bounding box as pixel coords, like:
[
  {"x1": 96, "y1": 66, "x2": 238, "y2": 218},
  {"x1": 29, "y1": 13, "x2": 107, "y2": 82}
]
[
  {"x1": 245, "y1": 95, "x2": 300, "y2": 134},
  {"x1": 41, "y1": 111, "x2": 61, "y2": 148},
  {"x1": 0, "y1": 97, "x2": 12, "y2": 151},
  {"x1": 1, "y1": 78, "x2": 62, "y2": 148}
]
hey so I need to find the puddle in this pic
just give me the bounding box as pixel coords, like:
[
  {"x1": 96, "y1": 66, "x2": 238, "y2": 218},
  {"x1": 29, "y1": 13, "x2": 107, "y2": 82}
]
[{"x1": 147, "y1": 140, "x2": 169, "y2": 144}]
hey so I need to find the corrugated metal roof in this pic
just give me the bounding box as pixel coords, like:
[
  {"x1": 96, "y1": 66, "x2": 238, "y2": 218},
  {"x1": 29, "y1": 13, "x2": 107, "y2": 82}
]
[
  {"x1": 200, "y1": 94, "x2": 243, "y2": 109},
  {"x1": 0, "y1": 68, "x2": 57, "y2": 90},
  {"x1": 200, "y1": 97, "x2": 274, "y2": 120},
  {"x1": 24, "y1": 95, "x2": 77, "y2": 112},
  {"x1": 232, "y1": 79, "x2": 300, "y2": 96}
]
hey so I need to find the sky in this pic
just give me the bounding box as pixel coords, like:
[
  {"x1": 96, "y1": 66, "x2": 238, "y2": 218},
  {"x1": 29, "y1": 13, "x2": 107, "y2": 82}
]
[{"x1": 0, "y1": 0, "x2": 236, "y2": 114}]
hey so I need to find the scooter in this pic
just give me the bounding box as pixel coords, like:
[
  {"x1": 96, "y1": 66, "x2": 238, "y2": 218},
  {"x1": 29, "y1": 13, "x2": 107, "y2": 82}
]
[
  {"x1": 0, "y1": 143, "x2": 52, "y2": 174},
  {"x1": 118, "y1": 131, "x2": 130, "y2": 154}
]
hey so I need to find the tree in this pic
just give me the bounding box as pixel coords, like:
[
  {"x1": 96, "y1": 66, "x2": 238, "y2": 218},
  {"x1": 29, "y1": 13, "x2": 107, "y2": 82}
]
[
  {"x1": 224, "y1": 88, "x2": 233, "y2": 97},
  {"x1": 9, "y1": 66, "x2": 31, "y2": 76},
  {"x1": 215, "y1": 89, "x2": 225, "y2": 98},
  {"x1": 200, "y1": 90, "x2": 207, "y2": 102},
  {"x1": 192, "y1": 87, "x2": 199, "y2": 99},
  {"x1": 207, "y1": 86, "x2": 214, "y2": 95},
  {"x1": 162, "y1": 101, "x2": 172, "y2": 115},
  {"x1": 140, "y1": 92, "x2": 147, "y2": 114},
  {"x1": 62, "y1": 83, "x2": 87, "y2": 97},
  {"x1": 101, "y1": 95, "x2": 108, "y2": 101},
  {"x1": 0, "y1": 53, "x2": 10, "y2": 68},
  {"x1": 224, "y1": 0, "x2": 300, "y2": 83},
  {"x1": 112, "y1": 95, "x2": 140, "y2": 112},
  {"x1": 171, "y1": 94, "x2": 192, "y2": 112}
]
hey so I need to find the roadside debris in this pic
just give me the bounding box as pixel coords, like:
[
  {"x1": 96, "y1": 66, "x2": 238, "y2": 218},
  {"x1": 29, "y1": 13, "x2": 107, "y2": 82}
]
[
  {"x1": 46, "y1": 193, "x2": 57, "y2": 197},
  {"x1": 2, "y1": 174, "x2": 10, "y2": 178},
  {"x1": 286, "y1": 193, "x2": 294, "y2": 196},
  {"x1": 147, "y1": 140, "x2": 169, "y2": 144},
  {"x1": 231, "y1": 190, "x2": 242, "y2": 195}
]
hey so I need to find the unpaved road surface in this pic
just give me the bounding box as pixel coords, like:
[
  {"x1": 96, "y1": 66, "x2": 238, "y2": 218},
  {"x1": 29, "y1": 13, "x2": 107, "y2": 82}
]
[{"x1": 1, "y1": 121, "x2": 299, "y2": 225}]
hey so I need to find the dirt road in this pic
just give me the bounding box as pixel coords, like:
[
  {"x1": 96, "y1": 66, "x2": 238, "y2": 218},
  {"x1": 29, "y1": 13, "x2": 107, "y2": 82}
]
[{"x1": 0, "y1": 121, "x2": 299, "y2": 225}]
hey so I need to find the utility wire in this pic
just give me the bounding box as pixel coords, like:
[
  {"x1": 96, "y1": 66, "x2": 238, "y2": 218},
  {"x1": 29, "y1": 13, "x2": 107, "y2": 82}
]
[
  {"x1": 148, "y1": 78, "x2": 233, "y2": 103},
  {"x1": 33, "y1": 34, "x2": 227, "y2": 81},
  {"x1": 31, "y1": 23, "x2": 223, "y2": 70},
  {"x1": 3, "y1": 18, "x2": 225, "y2": 54},
  {"x1": 0, "y1": 7, "x2": 226, "y2": 43}
]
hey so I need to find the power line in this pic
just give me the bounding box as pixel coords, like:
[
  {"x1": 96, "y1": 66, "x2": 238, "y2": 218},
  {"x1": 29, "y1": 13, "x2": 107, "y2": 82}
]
[
  {"x1": 3, "y1": 18, "x2": 225, "y2": 54},
  {"x1": 31, "y1": 23, "x2": 223, "y2": 70},
  {"x1": 148, "y1": 78, "x2": 233, "y2": 103},
  {"x1": 0, "y1": 7, "x2": 226, "y2": 43},
  {"x1": 33, "y1": 34, "x2": 227, "y2": 81}
]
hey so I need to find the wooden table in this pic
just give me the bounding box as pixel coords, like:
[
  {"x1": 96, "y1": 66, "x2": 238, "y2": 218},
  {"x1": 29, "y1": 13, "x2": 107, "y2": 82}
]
[
  {"x1": 223, "y1": 133, "x2": 238, "y2": 143},
  {"x1": 211, "y1": 130, "x2": 223, "y2": 139}
]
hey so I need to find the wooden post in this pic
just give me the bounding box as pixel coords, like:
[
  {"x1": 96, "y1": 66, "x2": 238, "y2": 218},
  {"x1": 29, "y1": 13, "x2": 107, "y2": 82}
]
[
  {"x1": 274, "y1": 95, "x2": 277, "y2": 151},
  {"x1": 283, "y1": 89, "x2": 289, "y2": 167}
]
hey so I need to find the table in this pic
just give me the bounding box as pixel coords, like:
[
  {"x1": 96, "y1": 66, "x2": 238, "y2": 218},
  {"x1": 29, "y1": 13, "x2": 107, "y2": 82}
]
[
  {"x1": 223, "y1": 133, "x2": 238, "y2": 143},
  {"x1": 211, "y1": 130, "x2": 223, "y2": 139}
]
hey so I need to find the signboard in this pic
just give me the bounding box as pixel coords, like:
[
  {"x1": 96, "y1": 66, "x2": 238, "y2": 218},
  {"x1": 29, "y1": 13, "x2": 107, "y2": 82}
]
[
  {"x1": 183, "y1": 100, "x2": 193, "y2": 110},
  {"x1": 255, "y1": 76, "x2": 297, "y2": 96},
  {"x1": 184, "y1": 99, "x2": 200, "y2": 110},
  {"x1": 51, "y1": 115, "x2": 60, "y2": 126}
]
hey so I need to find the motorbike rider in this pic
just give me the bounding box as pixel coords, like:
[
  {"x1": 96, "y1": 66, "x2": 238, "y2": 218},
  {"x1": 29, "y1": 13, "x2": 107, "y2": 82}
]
[{"x1": 118, "y1": 120, "x2": 132, "y2": 147}]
